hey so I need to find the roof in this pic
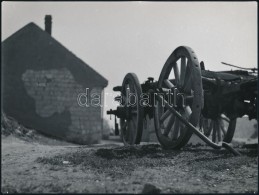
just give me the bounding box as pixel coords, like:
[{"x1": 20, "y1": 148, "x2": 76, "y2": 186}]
[{"x1": 2, "y1": 22, "x2": 108, "y2": 88}]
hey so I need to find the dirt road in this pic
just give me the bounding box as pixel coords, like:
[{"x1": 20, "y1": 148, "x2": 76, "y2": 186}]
[{"x1": 1, "y1": 135, "x2": 258, "y2": 193}]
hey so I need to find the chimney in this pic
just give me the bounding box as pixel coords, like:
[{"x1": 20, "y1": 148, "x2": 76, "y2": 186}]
[{"x1": 45, "y1": 15, "x2": 52, "y2": 35}]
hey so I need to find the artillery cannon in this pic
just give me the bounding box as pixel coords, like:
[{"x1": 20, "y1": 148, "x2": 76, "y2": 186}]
[{"x1": 107, "y1": 46, "x2": 257, "y2": 155}]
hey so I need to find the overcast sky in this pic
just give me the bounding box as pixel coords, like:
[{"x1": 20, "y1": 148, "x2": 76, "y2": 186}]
[{"x1": 2, "y1": 1, "x2": 257, "y2": 126}]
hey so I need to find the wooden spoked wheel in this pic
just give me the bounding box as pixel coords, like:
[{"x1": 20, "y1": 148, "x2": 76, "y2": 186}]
[
  {"x1": 120, "y1": 73, "x2": 144, "y2": 145},
  {"x1": 154, "y1": 46, "x2": 203, "y2": 149},
  {"x1": 200, "y1": 114, "x2": 237, "y2": 143}
]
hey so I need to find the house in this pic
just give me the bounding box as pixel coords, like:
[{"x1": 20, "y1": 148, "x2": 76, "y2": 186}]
[{"x1": 1, "y1": 15, "x2": 108, "y2": 144}]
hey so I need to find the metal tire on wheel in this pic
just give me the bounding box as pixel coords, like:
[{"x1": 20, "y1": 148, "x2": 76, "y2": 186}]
[
  {"x1": 120, "y1": 73, "x2": 144, "y2": 145},
  {"x1": 154, "y1": 46, "x2": 203, "y2": 149}
]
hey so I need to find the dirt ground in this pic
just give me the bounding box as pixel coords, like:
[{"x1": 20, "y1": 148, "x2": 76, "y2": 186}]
[{"x1": 1, "y1": 134, "x2": 258, "y2": 194}]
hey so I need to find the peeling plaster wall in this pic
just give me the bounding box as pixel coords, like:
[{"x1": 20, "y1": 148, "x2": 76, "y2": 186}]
[{"x1": 7, "y1": 67, "x2": 103, "y2": 144}]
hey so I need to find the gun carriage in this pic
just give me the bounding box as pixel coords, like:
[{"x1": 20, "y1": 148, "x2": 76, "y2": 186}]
[{"x1": 107, "y1": 46, "x2": 257, "y2": 155}]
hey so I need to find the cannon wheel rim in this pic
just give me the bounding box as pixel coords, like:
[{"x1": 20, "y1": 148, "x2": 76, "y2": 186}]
[
  {"x1": 154, "y1": 46, "x2": 203, "y2": 149},
  {"x1": 201, "y1": 114, "x2": 237, "y2": 143},
  {"x1": 120, "y1": 73, "x2": 144, "y2": 145}
]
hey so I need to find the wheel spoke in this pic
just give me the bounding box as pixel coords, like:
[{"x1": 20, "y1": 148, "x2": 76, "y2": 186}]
[
  {"x1": 132, "y1": 118, "x2": 137, "y2": 130},
  {"x1": 171, "y1": 117, "x2": 180, "y2": 140},
  {"x1": 220, "y1": 115, "x2": 230, "y2": 123},
  {"x1": 212, "y1": 121, "x2": 217, "y2": 142},
  {"x1": 173, "y1": 63, "x2": 180, "y2": 84},
  {"x1": 122, "y1": 120, "x2": 127, "y2": 130},
  {"x1": 183, "y1": 61, "x2": 192, "y2": 93},
  {"x1": 160, "y1": 109, "x2": 171, "y2": 122},
  {"x1": 179, "y1": 110, "x2": 187, "y2": 136},
  {"x1": 164, "y1": 79, "x2": 175, "y2": 89},
  {"x1": 163, "y1": 114, "x2": 175, "y2": 136},
  {"x1": 180, "y1": 57, "x2": 186, "y2": 87},
  {"x1": 161, "y1": 88, "x2": 171, "y2": 93},
  {"x1": 184, "y1": 106, "x2": 192, "y2": 118},
  {"x1": 209, "y1": 120, "x2": 213, "y2": 130},
  {"x1": 219, "y1": 119, "x2": 227, "y2": 136},
  {"x1": 202, "y1": 118, "x2": 209, "y2": 136},
  {"x1": 216, "y1": 119, "x2": 221, "y2": 142},
  {"x1": 206, "y1": 120, "x2": 213, "y2": 137}
]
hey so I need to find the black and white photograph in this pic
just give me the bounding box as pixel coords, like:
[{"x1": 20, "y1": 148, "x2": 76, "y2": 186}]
[{"x1": 1, "y1": 1, "x2": 258, "y2": 193}]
